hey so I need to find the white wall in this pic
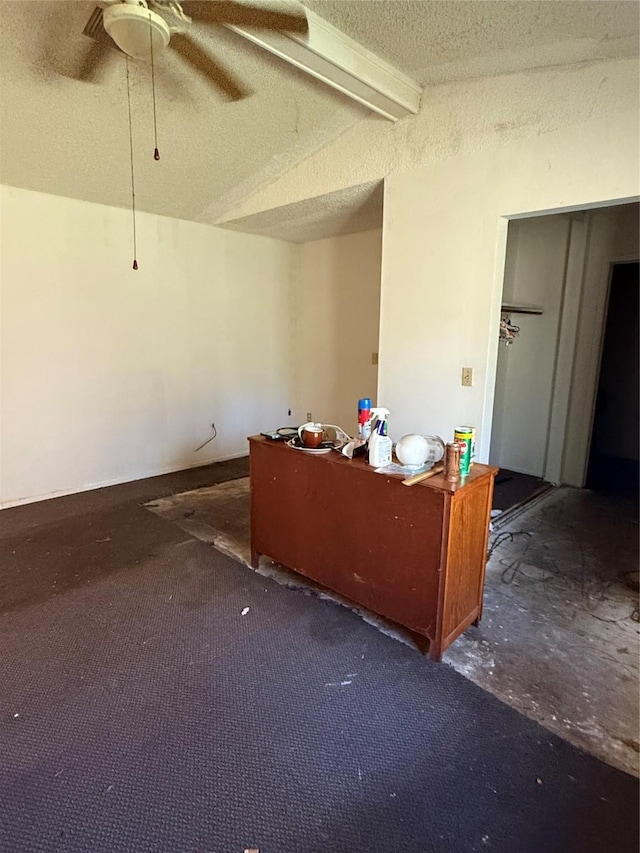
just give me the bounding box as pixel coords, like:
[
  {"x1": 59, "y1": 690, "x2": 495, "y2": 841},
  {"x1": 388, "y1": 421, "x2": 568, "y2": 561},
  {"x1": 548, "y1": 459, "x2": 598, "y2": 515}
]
[
  {"x1": 294, "y1": 229, "x2": 381, "y2": 431},
  {"x1": 379, "y1": 117, "x2": 637, "y2": 459},
  {"x1": 490, "y1": 216, "x2": 571, "y2": 476},
  {"x1": 0, "y1": 186, "x2": 295, "y2": 507},
  {"x1": 216, "y1": 57, "x2": 639, "y2": 458},
  {"x1": 4, "y1": 58, "x2": 637, "y2": 505}
]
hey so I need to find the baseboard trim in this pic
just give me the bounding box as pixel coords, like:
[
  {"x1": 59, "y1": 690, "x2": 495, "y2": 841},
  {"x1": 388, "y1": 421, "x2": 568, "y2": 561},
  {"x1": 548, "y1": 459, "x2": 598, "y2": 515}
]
[{"x1": 0, "y1": 451, "x2": 249, "y2": 510}]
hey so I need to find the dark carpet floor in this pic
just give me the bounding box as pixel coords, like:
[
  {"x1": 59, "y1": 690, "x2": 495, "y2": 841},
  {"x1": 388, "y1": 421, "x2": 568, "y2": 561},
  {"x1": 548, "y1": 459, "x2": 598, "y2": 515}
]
[
  {"x1": 1, "y1": 462, "x2": 638, "y2": 853},
  {"x1": 492, "y1": 468, "x2": 551, "y2": 512}
]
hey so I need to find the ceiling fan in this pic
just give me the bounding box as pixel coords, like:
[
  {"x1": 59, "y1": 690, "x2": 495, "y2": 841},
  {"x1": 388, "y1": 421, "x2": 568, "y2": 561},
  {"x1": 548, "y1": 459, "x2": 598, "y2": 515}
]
[{"x1": 76, "y1": 0, "x2": 309, "y2": 100}]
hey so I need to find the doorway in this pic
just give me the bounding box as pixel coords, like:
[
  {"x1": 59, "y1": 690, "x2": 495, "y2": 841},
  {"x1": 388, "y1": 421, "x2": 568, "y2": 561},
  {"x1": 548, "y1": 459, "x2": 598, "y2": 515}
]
[
  {"x1": 478, "y1": 219, "x2": 639, "y2": 775},
  {"x1": 489, "y1": 213, "x2": 566, "y2": 513},
  {"x1": 586, "y1": 261, "x2": 639, "y2": 497},
  {"x1": 490, "y1": 203, "x2": 639, "y2": 513}
]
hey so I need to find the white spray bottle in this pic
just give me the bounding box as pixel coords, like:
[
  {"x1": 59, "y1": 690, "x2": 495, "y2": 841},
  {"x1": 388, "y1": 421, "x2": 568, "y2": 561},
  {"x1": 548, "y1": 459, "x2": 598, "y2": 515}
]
[{"x1": 367, "y1": 407, "x2": 392, "y2": 467}]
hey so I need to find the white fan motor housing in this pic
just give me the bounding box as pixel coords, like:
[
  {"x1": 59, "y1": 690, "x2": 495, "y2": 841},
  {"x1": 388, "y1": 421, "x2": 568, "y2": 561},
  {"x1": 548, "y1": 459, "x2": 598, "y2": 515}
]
[{"x1": 103, "y1": 3, "x2": 171, "y2": 60}]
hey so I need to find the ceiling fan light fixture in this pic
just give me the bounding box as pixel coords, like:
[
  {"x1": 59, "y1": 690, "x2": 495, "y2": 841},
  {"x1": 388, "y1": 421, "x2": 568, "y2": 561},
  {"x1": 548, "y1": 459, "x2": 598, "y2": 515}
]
[{"x1": 103, "y1": 4, "x2": 170, "y2": 60}]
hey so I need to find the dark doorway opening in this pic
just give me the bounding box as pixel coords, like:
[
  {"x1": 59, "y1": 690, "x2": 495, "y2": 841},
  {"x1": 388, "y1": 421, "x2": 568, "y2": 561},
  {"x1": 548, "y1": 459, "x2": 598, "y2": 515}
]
[{"x1": 586, "y1": 261, "x2": 639, "y2": 497}]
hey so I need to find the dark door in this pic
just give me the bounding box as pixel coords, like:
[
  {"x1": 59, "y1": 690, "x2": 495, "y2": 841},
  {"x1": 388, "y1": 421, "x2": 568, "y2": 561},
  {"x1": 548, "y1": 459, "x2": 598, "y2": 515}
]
[{"x1": 586, "y1": 262, "x2": 639, "y2": 495}]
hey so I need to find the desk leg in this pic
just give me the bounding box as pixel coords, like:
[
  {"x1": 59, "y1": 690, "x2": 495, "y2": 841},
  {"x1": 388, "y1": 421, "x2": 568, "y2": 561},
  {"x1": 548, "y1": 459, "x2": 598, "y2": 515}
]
[
  {"x1": 251, "y1": 548, "x2": 260, "y2": 569},
  {"x1": 411, "y1": 632, "x2": 433, "y2": 657},
  {"x1": 428, "y1": 641, "x2": 442, "y2": 662},
  {"x1": 411, "y1": 632, "x2": 443, "y2": 662}
]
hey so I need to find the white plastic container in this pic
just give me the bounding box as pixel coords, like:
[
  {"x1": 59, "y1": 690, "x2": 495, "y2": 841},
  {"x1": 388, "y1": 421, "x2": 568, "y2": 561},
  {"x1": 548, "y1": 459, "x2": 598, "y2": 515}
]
[{"x1": 368, "y1": 408, "x2": 392, "y2": 467}]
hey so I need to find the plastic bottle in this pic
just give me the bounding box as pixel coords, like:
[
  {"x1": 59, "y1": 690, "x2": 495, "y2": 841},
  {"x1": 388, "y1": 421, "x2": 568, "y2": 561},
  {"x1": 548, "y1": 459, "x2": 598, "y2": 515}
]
[{"x1": 368, "y1": 407, "x2": 392, "y2": 467}]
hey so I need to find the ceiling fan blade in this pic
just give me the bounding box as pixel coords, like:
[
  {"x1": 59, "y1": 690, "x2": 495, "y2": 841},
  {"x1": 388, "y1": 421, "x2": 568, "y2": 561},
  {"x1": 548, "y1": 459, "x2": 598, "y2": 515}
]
[
  {"x1": 82, "y1": 6, "x2": 119, "y2": 50},
  {"x1": 171, "y1": 32, "x2": 250, "y2": 100},
  {"x1": 183, "y1": 1, "x2": 308, "y2": 33},
  {"x1": 72, "y1": 6, "x2": 119, "y2": 82}
]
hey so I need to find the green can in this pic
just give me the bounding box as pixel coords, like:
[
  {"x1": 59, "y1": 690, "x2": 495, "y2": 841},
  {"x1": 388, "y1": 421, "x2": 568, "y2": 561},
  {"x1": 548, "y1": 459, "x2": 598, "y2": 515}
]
[{"x1": 454, "y1": 426, "x2": 475, "y2": 477}]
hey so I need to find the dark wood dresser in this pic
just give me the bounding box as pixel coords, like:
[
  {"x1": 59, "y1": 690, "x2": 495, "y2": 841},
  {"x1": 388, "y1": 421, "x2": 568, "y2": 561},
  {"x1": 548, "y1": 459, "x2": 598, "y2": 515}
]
[{"x1": 249, "y1": 435, "x2": 497, "y2": 660}]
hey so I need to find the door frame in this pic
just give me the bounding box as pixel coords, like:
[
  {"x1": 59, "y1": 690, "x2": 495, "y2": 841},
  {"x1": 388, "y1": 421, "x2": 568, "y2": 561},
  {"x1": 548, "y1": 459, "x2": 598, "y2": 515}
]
[{"x1": 489, "y1": 205, "x2": 639, "y2": 487}]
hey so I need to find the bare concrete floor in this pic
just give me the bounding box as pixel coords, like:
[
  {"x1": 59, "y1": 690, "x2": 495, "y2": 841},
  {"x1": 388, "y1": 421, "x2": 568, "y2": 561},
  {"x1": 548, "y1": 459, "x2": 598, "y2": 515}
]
[
  {"x1": 147, "y1": 479, "x2": 639, "y2": 777},
  {"x1": 446, "y1": 487, "x2": 639, "y2": 777}
]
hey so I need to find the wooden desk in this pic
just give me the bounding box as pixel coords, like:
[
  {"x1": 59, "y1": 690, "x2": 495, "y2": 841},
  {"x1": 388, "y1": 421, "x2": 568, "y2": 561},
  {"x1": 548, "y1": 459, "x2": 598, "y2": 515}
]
[{"x1": 249, "y1": 435, "x2": 497, "y2": 660}]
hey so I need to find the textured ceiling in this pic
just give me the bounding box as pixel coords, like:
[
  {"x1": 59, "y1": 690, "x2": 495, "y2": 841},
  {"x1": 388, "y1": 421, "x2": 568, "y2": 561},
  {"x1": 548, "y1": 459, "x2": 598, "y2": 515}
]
[
  {"x1": 221, "y1": 180, "x2": 383, "y2": 242},
  {"x1": 0, "y1": 0, "x2": 638, "y2": 239},
  {"x1": 304, "y1": 0, "x2": 640, "y2": 84},
  {"x1": 0, "y1": 0, "x2": 367, "y2": 224}
]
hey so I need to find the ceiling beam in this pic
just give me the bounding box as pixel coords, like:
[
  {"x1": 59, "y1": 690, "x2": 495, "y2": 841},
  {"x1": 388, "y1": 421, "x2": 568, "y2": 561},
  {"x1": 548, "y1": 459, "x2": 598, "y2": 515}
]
[{"x1": 226, "y1": 9, "x2": 423, "y2": 122}]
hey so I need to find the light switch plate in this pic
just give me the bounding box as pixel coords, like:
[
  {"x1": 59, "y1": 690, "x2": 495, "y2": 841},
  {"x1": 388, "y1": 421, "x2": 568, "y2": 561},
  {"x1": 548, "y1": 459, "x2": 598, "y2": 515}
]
[{"x1": 462, "y1": 367, "x2": 473, "y2": 387}]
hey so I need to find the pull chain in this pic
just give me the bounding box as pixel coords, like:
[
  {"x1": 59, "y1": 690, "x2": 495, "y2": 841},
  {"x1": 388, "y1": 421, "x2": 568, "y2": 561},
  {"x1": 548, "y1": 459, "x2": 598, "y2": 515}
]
[
  {"x1": 125, "y1": 56, "x2": 138, "y2": 270},
  {"x1": 149, "y1": 14, "x2": 160, "y2": 160}
]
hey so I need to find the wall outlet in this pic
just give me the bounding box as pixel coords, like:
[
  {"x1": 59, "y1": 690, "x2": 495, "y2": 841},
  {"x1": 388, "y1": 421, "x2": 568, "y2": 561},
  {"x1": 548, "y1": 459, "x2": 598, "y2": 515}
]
[
  {"x1": 371, "y1": 352, "x2": 379, "y2": 365},
  {"x1": 462, "y1": 367, "x2": 473, "y2": 387},
  {"x1": 306, "y1": 412, "x2": 313, "y2": 421}
]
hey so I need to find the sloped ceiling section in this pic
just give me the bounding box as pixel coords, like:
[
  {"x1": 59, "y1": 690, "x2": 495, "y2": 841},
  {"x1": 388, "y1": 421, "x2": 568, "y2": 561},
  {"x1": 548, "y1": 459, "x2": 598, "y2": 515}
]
[
  {"x1": 220, "y1": 180, "x2": 383, "y2": 242},
  {"x1": 214, "y1": 0, "x2": 639, "y2": 238},
  {"x1": 0, "y1": 0, "x2": 367, "y2": 222},
  {"x1": 0, "y1": 0, "x2": 637, "y2": 233}
]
